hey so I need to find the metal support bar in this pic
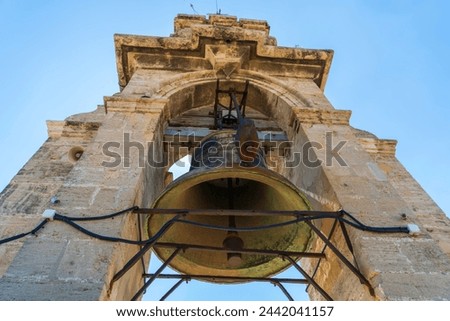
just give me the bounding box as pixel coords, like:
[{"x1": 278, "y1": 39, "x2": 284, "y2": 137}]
[
  {"x1": 137, "y1": 213, "x2": 147, "y2": 281},
  {"x1": 306, "y1": 219, "x2": 338, "y2": 292},
  {"x1": 241, "y1": 80, "x2": 249, "y2": 117},
  {"x1": 339, "y1": 220, "x2": 360, "y2": 270},
  {"x1": 112, "y1": 244, "x2": 153, "y2": 284},
  {"x1": 109, "y1": 215, "x2": 181, "y2": 287},
  {"x1": 135, "y1": 208, "x2": 341, "y2": 217},
  {"x1": 273, "y1": 281, "x2": 294, "y2": 301},
  {"x1": 214, "y1": 79, "x2": 249, "y2": 129},
  {"x1": 217, "y1": 89, "x2": 248, "y2": 95},
  {"x1": 144, "y1": 273, "x2": 309, "y2": 285},
  {"x1": 131, "y1": 248, "x2": 182, "y2": 301},
  {"x1": 226, "y1": 90, "x2": 234, "y2": 122},
  {"x1": 160, "y1": 279, "x2": 187, "y2": 301},
  {"x1": 230, "y1": 91, "x2": 243, "y2": 122},
  {"x1": 285, "y1": 256, "x2": 333, "y2": 301},
  {"x1": 305, "y1": 221, "x2": 375, "y2": 296},
  {"x1": 154, "y1": 242, "x2": 326, "y2": 259},
  {"x1": 214, "y1": 79, "x2": 220, "y2": 128},
  {"x1": 125, "y1": 207, "x2": 388, "y2": 300}
]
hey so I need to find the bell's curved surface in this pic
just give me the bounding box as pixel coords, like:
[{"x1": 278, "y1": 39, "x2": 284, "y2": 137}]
[{"x1": 148, "y1": 131, "x2": 312, "y2": 283}]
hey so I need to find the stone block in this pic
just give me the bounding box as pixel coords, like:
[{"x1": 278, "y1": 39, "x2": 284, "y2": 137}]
[
  {"x1": 378, "y1": 272, "x2": 450, "y2": 300},
  {"x1": 56, "y1": 239, "x2": 115, "y2": 281},
  {"x1": 398, "y1": 239, "x2": 450, "y2": 273},
  {"x1": 0, "y1": 183, "x2": 61, "y2": 215},
  {"x1": 0, "y1": 277, "x2": 103, "y2": 300},
  {"x1": 3, "y1": 236, "x2": 70, "y2": 280},
  {"x1": 54, "y1": 185, "x2": 97, "y2": 209},
  {"x1": 355, "y1": 236, "x2": 415, "y2": 278}
]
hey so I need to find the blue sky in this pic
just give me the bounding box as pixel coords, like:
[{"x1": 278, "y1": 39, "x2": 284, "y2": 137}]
[{"x1": 1, "y1": 1, "x2": 449, "y2": 300}]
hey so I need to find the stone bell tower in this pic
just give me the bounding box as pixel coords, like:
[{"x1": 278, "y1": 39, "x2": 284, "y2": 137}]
[{"x1": 1, "y1": 14, "x2": 449, "y2": 301}]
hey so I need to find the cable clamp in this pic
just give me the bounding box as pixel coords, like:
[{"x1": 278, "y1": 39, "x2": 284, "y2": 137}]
[
  {"x1": 42, "y1": 209, "x2": 57, "y2": 221},
  {"x1": 407, "y1": 224, "x2": 420, "y2": 236}
]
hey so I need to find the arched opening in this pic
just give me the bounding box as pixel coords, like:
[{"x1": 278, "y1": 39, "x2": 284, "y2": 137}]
[
  {"x1": 139, "y1": 75, "x2": 332, "y2": 300},
  {"x1": 144, "y1": 152, "x2": 312, "y2": 300}
]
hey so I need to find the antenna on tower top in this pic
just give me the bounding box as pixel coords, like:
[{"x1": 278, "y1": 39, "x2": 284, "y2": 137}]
[
  {"x1": 190, "y1": 3, "x2": 199, "y2": 14},
  {"x1": 215, "y1": 0, "x2": 221, "y2": 14}
]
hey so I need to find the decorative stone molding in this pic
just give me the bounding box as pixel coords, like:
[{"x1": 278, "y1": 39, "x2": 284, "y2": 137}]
[
  {"x1": 358, "y1": 138, "x2": 397, "y2": 156},
  {"x1": 47, "y1": 120, "x2": 65, "y2": 139},
  {"x1": 114, "y1": 14, "x2": 332, "y2": 91},
  {"x1": 103, "y1": 96, "x2": 168, "y2": 114},
  {"x1": 46, "y1": 120, "x2": 100, "y2": 139},
  {"x1": 205, "y1": 44, "x2": 249, "y2": 78},
  {"x1": 291, "y1": 107, "x2": 351, "y2": 126},
  {"x1": 174, "y1": 15, "x2": 271, "y2": 34}
]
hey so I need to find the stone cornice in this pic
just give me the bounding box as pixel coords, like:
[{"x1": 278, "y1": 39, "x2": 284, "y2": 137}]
[
  {"x1": 114, "y1": 14, "x2": 333, "y2": 91},
  {"x1": 103, "y1": 96, "x2": 168, "y2": 114},
  {"x1": 47, "y1": 120, "x2": 65, "y2": 139},
  {"x1": 46, "y1": 120, "x2": 101, "y2": 139},
  {"x1": 291, "y1": 108, "x2": 351, "y2": 126},
  {"x1": 357, "y1": 138, "x2": 397, "y2": 156}
]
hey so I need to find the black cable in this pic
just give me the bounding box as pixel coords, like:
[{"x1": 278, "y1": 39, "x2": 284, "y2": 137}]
[
  {"x1": 339, "y1": 209, "x2": 366, "y2": 226},
  {"x1": 110, "y1": 214, "x2": 182, "y2": 284},
  {"x1": 58, "y1": 206, "x2": 139, "y2": 221},
  {"x1": 338, "y1": 210, "x2": 409, "y2": 233},
  {"x1": 0, "y1": 207, "x2": 409, "y2": 248},
  {"x1": 55, "y1": 211, "x2": 408, "y2": 246},
  {"x1": 53, "y1": 213, "x2": 180, "y2": 246},
  {"x1": 177, "y1": 217, "x2": 302, "y2": 232},
  {"x1": 175, "y1": 214, "x2": 409, "y2": 234},
  {"x1": 0, "y1": 219, "x2": 49, "y2": 245}
]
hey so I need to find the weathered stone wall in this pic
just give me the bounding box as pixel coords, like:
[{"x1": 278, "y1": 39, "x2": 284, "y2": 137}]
[
  {"x1": 368, "y1": 148, "x2": 450, "y2": 258},
  {"x1": 287, "y1": 109, "x2": 450, "y2": 300},
  {"x1": 0, "y1": 102, "x2": 166, "y2": 300}
]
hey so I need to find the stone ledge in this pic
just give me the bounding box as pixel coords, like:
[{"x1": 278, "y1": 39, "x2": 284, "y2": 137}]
[
  {"x1": 103, "y1": 96, "x2": 168, "y2": 114},
  {"x1": 47, "y1": 120, "x2": 65, "y2": 139},
  {"x1": 358, "y1": 138, "x2": 397, "y2": 156},
  {"x1": 46, "y1": 120, "x2": 101, "y2": 139},
  {"x1": 291, "y1": 108, "x2": 351, "y2": 125},
  {"x1": 0, "y1": 277, "x2": 103, "y2": 300},
  {"x1": 114, "y1": 14, "x2": 332, "y2": 90},
  {"x1": 174, "y1": 14, "x2": 270, "y2": 33}
]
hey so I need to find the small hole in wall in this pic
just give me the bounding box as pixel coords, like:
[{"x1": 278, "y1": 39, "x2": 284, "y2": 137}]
[{"x1": 68, "y1": 146, "x2": 84, "y2": 163}]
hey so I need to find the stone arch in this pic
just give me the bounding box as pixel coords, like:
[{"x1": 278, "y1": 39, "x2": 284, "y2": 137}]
[
  {"x1": 135, "y1": 71, "x2": 346, "y2": 301},
  {"x1": 148, "y1": 70, "x2": 338, "y2": 208},
  {"x1": 155, "y1": 70, "x2": 308, "y2": 133}
]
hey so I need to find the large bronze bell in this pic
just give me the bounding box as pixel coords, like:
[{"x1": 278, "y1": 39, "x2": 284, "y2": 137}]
[{"x1": 147, "y1": 128, "x2": 312, "y2": 283}]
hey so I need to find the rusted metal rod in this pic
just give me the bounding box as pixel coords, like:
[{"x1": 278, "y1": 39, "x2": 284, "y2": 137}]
[
  {"x1": 131, "y1": 248, "x2": 182, "y2": 301},
  {"x1": 305, "y1": 221, "x2": 375, "y2": 296},
  {"x1": 144, "y1": 273, "x2": 309, "y2": 285},
  {"x1": 285, "y1": 256, "x2": 333, "y2": 301},
  {"x1": 273, "y1": 281, "x2": 295, "y2": 301},
  {"x1": 160, "y1": 279, "x2": 186, "y2": 301},
  {"x1": 154, "y1": 242, "x2": 326, "y2": 259},
  {"x1": 134, "y1": 208, "x2": 341, "y2": 217}
]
